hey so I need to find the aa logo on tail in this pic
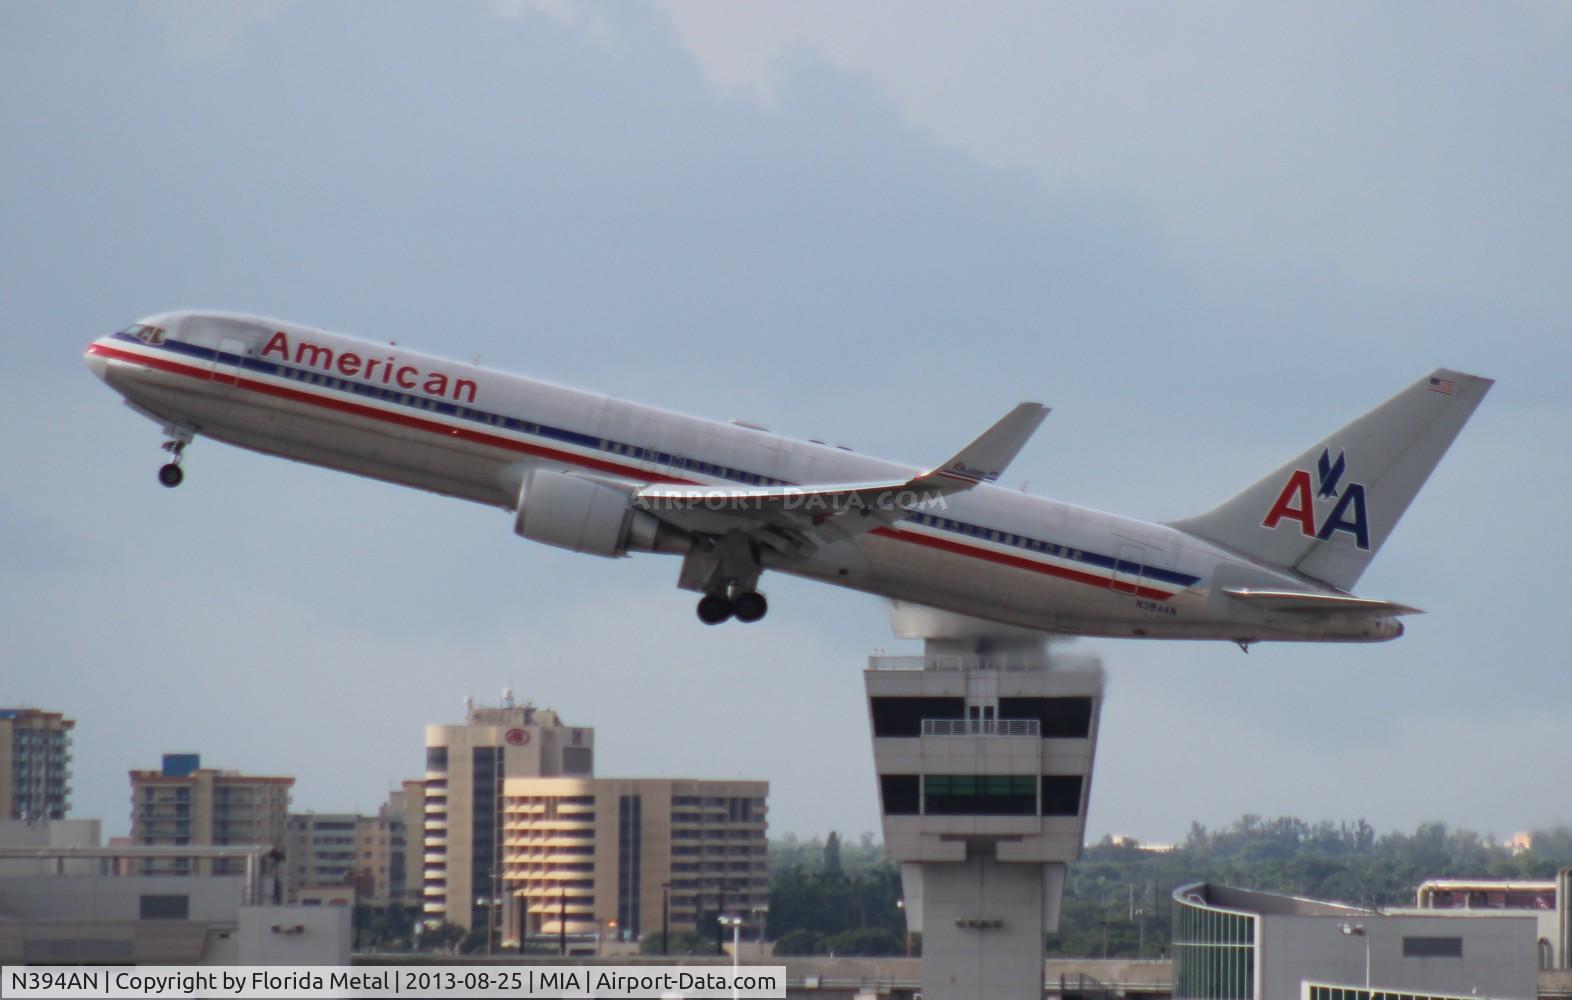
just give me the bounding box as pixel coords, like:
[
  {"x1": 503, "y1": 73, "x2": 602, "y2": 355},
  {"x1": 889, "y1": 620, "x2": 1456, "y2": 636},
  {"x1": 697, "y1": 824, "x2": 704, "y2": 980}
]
[{"x1": 1262, "y1": 448, "x2": 1370, "y2": 549}]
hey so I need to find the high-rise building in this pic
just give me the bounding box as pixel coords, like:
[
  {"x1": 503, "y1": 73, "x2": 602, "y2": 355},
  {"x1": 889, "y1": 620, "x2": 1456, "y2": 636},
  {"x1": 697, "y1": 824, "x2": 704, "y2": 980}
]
[
  {"x1": 423, "y1": 695, "x2": 595, "y2": 930},
  {"x1": 420, "y1": 695, "x2": 768, "y2": 947},
  {"x1": 285, "y1": 790, "x2": 417, "y2": 905},
  {"x1": 284, "y1": 813, "x2": 360, "y2": 895},
  {"x1": 129, "y1": 754, "x2": 292, "y2": 875},
  {"x1": 0, "y1": 708, "x2": 73, "y2": 822},
  {"x1": 399, "y1": 779, "x2": 424, "y2": 905},
  {"x1": 500, "y1": 777, "x2": 768, "y2": 948},
  {"x1": 361, "y1": 789, "x2": 410, "y2": 905}
]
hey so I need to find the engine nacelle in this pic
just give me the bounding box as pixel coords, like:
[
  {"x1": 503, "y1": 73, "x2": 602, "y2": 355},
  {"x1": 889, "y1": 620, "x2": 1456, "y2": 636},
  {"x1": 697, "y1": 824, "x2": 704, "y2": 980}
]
[{"x1": 513, "y1": 467, "x2": 685, "y2": 558}]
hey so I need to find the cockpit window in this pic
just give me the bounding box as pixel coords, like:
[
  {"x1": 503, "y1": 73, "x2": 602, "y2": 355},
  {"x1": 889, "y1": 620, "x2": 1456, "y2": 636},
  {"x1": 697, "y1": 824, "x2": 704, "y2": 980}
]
[{"x1": 118, "y1": 323, "x2": 166, "y2": 345}]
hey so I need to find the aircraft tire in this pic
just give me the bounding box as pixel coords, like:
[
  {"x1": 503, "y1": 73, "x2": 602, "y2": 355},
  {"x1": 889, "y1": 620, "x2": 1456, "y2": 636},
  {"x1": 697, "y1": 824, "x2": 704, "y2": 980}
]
[
  {"x1": 732, "y1": 591, "x2": 767, "y2": 623},
  {"x1": 158, "y1": 463, "x2": 184, "y2": 488},
  {"x1": 696, "y1": 594, "x2": 733, "y2": 625}
]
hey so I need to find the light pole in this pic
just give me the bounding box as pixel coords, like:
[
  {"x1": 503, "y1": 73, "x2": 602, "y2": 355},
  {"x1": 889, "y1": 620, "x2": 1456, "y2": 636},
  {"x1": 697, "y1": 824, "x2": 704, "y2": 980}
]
[
  {"x1": 484, "y1": 867, "x2": 497, "y2": 957},
  {"x1": 661, "y1": 881, "x2": 671, "y2": 956},
  {"x1": 718, "y1": 914, "x2": 745, "y2": 1000},
  {"x1": 751, "y1": 903, "x2": 769, "y2": 961},
  {"x1": 1340, "y1": 922, "x2": 1370, "y2": 989}
]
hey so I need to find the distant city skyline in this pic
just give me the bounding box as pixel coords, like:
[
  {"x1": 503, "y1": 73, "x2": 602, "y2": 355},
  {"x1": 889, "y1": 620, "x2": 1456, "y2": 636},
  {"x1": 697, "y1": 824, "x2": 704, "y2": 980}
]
[{"x1": 2, "y1": 3, "x2": 1567, "y2": 847}]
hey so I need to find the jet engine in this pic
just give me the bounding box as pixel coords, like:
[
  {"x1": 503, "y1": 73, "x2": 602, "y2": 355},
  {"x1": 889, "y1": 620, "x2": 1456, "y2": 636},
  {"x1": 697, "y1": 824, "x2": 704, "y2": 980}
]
[{"x1": 513, "y1": 467, "x2": 686, "y2": 558}]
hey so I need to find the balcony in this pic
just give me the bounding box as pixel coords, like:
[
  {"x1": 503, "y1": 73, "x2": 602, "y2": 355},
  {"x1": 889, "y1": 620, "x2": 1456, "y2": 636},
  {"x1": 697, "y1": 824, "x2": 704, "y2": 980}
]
[
  {"x1": 869, "y1": 652, "x2": 1048, "y2": 672},
  {"x1": 920, "y1": 718, "x2": 1040, "y2": 737}
]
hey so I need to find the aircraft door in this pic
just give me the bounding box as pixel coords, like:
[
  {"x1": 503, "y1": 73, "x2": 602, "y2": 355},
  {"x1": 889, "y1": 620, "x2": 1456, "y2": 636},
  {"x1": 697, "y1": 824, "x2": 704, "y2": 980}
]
[
  {"x1": 209, "y1": 335, "x2": 250, "y2": 387},
  {"x1": 1111, "y1": 542, "x2": 1146, "y2": 594}
]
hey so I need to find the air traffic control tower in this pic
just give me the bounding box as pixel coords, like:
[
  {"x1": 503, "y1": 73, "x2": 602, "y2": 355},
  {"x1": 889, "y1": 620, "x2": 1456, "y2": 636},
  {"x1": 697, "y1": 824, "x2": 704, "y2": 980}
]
[{"x1": 866, "y1": 608, "x2": 1103, "y2": 1000}]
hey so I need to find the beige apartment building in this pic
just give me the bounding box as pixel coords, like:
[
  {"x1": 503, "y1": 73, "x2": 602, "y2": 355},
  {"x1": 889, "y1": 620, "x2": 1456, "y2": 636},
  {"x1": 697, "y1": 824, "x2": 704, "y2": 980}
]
[
  {"x1": 286, "y1": 788, "x2": 422, "y2": 905},
  {"x1": 500, "y1": 777, "x2": 768, "y2": 949},
  {"x1": 359, "y1": 788, "x2": 412, "y2": 905},
  {"x1": 0, "y1": 708, "x2": 73, "y2": 822},
  {"x1": 284, "y1": 812, "x2": 359, "y2": 896},
  {"x1": 399, "y1": 779, "x2": 424, "y2": 905},
  {"x1": 128, "y1": 754, "x2": 292, "y2": 875},
  {"x1": 422, "y1": 696, "x2": 768, "y2": 948}
]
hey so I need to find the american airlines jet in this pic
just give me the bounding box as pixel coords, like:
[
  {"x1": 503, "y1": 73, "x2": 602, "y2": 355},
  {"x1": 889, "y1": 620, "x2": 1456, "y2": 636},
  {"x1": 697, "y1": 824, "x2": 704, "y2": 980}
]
[{"x1": 85, "y1": 312, "x2": 1490, "y2": 645}]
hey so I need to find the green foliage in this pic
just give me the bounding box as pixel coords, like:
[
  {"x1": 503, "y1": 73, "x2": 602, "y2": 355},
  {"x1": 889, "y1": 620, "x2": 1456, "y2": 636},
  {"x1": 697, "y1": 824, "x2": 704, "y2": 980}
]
[
  {"x1": 459, "y1": 927, "x2": 491, "y2": 955},
  {"x1": 769, "y1": 820, "x2": 1572, "y2": 960},
  {"x1": 1047, "y1": 817, "x2": 1572, "y2": 958},
  {"x1": 354, "y1": 902, "x2": 420, "y2": 951},
  {"x1": 419, "y1": 920, "x2": 466, "y2": 953},
  {"x1": 824, "y1": 831, "x2": 842, "y2": 877},
  {"x1": 770, "y1": 832, "x2": 886, "y2": 878},
  {"x1": 822, "y1": 927, "x2": 904, "y2": 956},
  {"x1": 767, "y1": 835, "x2": 904, "y2": 942},
  {"x1": 772, "y1": 929, "x2": 823, "y2": 956},
  {"x1": 651, "y1": 930, "x2": 720, "y2": 956}
]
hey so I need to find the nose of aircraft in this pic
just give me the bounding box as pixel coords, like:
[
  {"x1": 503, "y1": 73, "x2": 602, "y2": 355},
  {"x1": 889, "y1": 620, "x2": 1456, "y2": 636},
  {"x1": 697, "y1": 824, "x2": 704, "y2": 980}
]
[{"x1": 83, "y1": 339, "x2": 111, "y2": 381}]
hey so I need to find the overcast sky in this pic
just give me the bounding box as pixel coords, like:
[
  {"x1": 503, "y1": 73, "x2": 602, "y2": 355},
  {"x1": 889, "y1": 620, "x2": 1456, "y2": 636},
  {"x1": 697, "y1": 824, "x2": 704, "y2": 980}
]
[{"x1": 2, "y1": 2, "x2": 1568, "y2": 846}]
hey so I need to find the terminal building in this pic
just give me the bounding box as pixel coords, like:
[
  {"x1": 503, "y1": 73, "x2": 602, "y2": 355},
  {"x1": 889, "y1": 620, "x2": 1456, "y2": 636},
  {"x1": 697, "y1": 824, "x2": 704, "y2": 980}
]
[
  {"x1": 1173, "y1": 882, "x2": 1540, "y2": 1000},
  {"x1": 0, "y1": 841, "x2": 346, "y2": 965},
  {"x1": 1412, "y1": 873, "x2": 1572, "y2": 972},
  {"x1": 421, "y1": 694, "x2": 767, "y2": 949}
]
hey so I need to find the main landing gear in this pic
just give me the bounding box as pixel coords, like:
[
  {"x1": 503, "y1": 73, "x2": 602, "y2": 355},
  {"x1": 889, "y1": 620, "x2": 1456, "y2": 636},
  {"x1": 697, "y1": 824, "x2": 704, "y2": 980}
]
[
  {"x1": 157, "y1": 424, "x2": 194, "y2": 488},
  {"x1": 684, "y1": 532, "x2": 768, "y2": 625},
  {"x1": 696, "y1": 589, "x2": 769, "y2": 626}
]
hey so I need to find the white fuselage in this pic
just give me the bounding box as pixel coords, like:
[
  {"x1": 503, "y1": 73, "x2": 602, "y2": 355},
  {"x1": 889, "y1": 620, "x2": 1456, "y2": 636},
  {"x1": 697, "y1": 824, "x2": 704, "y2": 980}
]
[{"x1": 84, "y1": 312, "x2": 1403, "y2": 643}]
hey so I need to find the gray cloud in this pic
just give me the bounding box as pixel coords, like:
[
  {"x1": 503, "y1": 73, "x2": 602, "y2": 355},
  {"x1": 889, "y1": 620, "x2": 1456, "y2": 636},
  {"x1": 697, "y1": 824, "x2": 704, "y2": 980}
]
[{"x1": 0, "y1": 3, "x2": 1562, "y2": 842}]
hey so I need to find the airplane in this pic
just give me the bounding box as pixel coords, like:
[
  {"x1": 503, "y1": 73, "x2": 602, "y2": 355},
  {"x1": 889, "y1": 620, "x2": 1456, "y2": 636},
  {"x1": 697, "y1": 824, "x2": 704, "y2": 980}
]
[{"x1": 85, "y1": 312, "x2": 1491, "y2": 645}]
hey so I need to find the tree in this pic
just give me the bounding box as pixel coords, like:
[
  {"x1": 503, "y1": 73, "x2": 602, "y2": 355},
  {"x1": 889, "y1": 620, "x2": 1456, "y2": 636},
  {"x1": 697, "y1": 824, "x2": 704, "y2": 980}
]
[
  {"x1": 355, "y1": 902, "x2": 420, "y2": 951},
  {"x1": 822, "y1": 928, "x2": 903, "y2": 956},
  {"x1": 420, "y1": 920, "x2": 465, "y2": 953},
  {"x1": 459, "y1": 927, "x2": 490, "y2": 955},
  {"x1": 648, "y1": 930, "x2": 719, "y2": 956},
  {"x1": 772, "y1": 929, "x2": 823, "y2": 956},
  {"x1": 823, "y1": 831, "x2": 842, "y2": 877}
]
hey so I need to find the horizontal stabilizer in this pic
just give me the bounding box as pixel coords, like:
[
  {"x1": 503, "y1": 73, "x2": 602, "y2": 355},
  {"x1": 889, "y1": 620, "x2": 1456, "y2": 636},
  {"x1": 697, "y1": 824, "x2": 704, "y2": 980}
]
[{"x1": 1222, "y1": 587, "x2": 1422, "y2": 617}]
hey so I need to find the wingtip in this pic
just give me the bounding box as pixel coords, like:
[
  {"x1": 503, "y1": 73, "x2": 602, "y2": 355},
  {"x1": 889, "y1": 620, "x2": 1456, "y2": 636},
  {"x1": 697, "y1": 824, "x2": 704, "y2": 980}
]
[{"x1": 1430, "y1": 367, "x2": 1495, "y2": 389}]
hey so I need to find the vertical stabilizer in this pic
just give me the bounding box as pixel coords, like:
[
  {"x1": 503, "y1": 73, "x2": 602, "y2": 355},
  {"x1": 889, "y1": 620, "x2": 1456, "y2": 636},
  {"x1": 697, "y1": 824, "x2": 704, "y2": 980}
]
[{"x1": 1169, "y1": 369, "x2": 1492, "y2": 591}]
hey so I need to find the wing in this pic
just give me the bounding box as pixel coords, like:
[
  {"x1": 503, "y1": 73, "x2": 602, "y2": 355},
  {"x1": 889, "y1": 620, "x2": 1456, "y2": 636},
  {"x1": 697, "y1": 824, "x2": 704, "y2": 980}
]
[
  {"x1": 635, "y1": 402, "x2": 1048, "y2": 549},
  {"x1": 1221, "y1": 588, "x2": 1423, "y2": 617}
]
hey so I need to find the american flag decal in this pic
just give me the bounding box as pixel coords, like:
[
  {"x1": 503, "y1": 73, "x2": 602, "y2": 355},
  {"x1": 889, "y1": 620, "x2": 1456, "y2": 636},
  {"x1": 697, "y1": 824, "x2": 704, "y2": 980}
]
[{"x1": 1427, "y1": 377, "x2": 1455, "y2": 396}]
